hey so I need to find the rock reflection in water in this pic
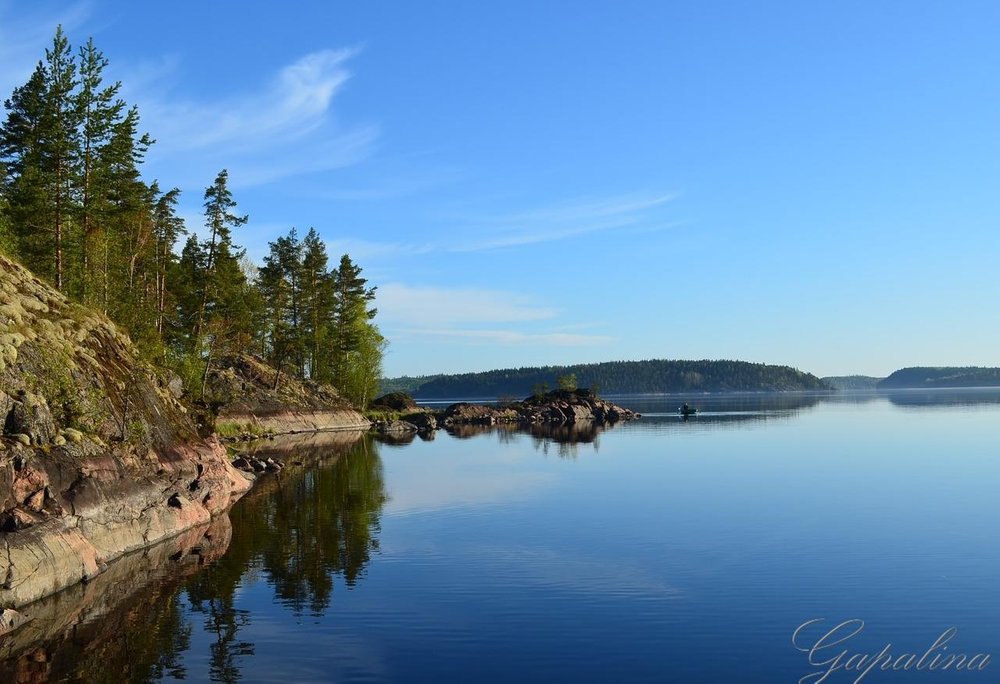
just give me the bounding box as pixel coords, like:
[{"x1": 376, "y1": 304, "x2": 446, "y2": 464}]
[
  {"x1": 528, "y1": 422, "x2": 604, "y2": 459},
  {"x1": 0, "y1": 432, "x2": 388, "y2": 682},
  {"x1": 0, "y1": 516, "x2": 231, "y2": 683},
  {"x1": 442, "y1": 420, "x2": 609, "y2": 458}
]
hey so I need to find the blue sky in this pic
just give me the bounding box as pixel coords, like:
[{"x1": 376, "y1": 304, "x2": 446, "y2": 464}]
[{"x1": 2, "y1": 1, "x2": 999, "y2": 378}]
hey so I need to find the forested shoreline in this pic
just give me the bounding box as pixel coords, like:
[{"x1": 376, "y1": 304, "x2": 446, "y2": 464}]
[
  {"x1": 0, "y1": 27, "x2": 384, "y2": 408},
  {"x1": 878, "y1": 367, "x2": 1000, "y2": 389},
  {"x1": 384, "y1": 359, "x2": 832, "y2": 399}
]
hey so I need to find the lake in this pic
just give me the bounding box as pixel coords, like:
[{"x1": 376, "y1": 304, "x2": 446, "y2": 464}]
[{"x1": 2, "y1": 389, "x2": 1000, "y2": 682}]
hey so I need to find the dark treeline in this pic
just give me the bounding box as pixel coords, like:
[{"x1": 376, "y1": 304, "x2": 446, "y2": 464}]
[
  {"x1": 821, "y1": 375, "x2": 883, "y2": 390},
  {"x1": 379, "y1": 374, "x2": 442, "y2": 395},
  {"x1": 878, "y1": 367, "x2": 1000, "y2": 389},
  {"x1": 0, "y1": 27, "x2": 383, "y2": 407},
  {"x1": 395, "y1": 359, "x2": 831, "y2": 399}
]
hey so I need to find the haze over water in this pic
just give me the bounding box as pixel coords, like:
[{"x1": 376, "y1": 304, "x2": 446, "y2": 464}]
[{"x1": 3, "y1": 389, "x2": 1000, "y2": 682}]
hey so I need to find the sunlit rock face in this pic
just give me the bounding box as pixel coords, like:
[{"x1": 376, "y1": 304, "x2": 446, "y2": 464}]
[
  {"x1": 205, "y1": 352, "x2": 371, "y2": 435},
  {"x1": 0, "y1": 255, "x2": 251, "y2": 608}
]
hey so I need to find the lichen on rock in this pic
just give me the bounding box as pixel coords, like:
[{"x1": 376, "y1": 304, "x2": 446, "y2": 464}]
[{"x1": 0, "y1": 255, "x2": 251, "y2": 608}]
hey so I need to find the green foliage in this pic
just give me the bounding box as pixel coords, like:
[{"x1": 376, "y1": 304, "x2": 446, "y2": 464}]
[
  {"x1": 1, "y1": 28, "x2": 386, "y2": 413},
  {"x1": 24, "y1": 344, "x2": 105, "y2": 430},
  {"x1": 391, "y1": 359, "x2": 833, "y2": 398},
  {"x1": 556, "y1": 373, "x2": 578, "y2": 391},
  {"x1": 0, "y1": 195, "x2": 14, "y2": 254},
  {"x1": 363, "y1": 408, "x2": 402, "y2": 423},
  {"x1": 215, "y1": 421, "x2": 265, "y2": 438},
  {"x1": 165, "y1": 348, "x2": 206, "y2": 399},
  {"x1": 378, "y1": 374, "x2": 441, "y2": 395},
  {"x1": 822, "y1": 375, "x2": 883, "y2": 390},
  {"x1": 254, "y1": 229, "x2": 386, "y2": 408}
]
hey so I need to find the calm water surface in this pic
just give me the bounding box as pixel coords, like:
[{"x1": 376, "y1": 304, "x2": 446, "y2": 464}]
[{"x1": 3, "y1": 390, "x2": 1000, "y2": 682}]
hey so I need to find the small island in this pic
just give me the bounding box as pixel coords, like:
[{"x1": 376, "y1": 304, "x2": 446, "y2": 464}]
[{"x1": 369, "y1": 384, "x2": 639, "y2": 436}]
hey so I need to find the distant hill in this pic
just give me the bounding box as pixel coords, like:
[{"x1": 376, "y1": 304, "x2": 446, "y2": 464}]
[
  {"x1": 878, "y1": 367, "x2": 1000, "y2": 389},
  {"x1": 822, "y1": 375, "x2": 884, "y2": 390},
  {"x1": 383, "y1": 359, "x2": 831, "y2": 399},
  {"x1": 379, "y1": 374, "x2": 442, "y2": 395}
]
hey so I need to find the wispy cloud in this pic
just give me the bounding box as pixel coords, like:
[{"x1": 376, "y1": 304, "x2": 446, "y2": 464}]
[
  {"x1": 397, "y1": 328, "x2": 614, "y2": 346},
  {"x1": 376, "y1": 283, "x2": 614, "y2": 348},
  {"x1": 377, "y1": 283, "x2": 557, "y2": 327},
  {"x1": 133, "y1": 48, "x2": 377, "y2": 187},
  {"x1": 444, "y1": 191, "x2": 680, "y2": 252},
  {"x1": 0, "y1": 2, "x2": 91, "y2": 92},
  {"x1": 291, "y1": 189, "x2": 682, "y2": 260},
  {"x1": 145, "y1": 48, "x2": 356, "y2": 149}
]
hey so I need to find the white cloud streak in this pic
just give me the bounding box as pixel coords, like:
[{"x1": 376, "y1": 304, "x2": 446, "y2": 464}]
[
  {"x1": 146, "y1": 48, "x2": 356, "y2": 150},
  {"x1": 0, "y1": 2, "x2": 91, "y2": 93},
  {"x1": 297, "y1": 190, "x2": 681, "y2": 260},
  {"x1": 134, "y1": 48, "x2": 377, "y2": 187},
  {"x1": 397, "y1": 328, "x2": 614, "y2": 346},
  {"x1": 377, "y1": 283, "x2": 558, "y2": 326},
  {"x1": 443, "y1": 191, "x2": 680, "y2": 252}
]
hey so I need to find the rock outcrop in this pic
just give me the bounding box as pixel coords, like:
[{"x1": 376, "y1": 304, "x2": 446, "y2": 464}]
[
  {"x1": 0, "y1": 255, "x2": 251, "y2": 608},
  {"x1": 438, "y1": 389, "x2": 638, "y2": 428},
  {"x1": 370, "y1": 391, "x2": 418, "y2": 412},
  {"x1": 205, "y1": 353, "x2": 370, "y2": 435}
]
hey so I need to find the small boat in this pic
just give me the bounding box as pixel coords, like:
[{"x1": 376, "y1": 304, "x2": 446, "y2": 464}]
[{"x1": 678, "y1": 404, "x2": 698, "y2": 416}]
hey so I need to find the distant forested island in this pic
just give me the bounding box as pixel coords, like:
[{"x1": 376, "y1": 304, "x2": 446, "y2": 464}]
[
  {"x1": 382, "y1": 360, "x2": 831, "y2": 399},
  {"x1": 822, "y1": 375, "x2": 884, "y2": 390},
  {"x1": 877, "y1": 367, "x2": 1000, "y2": 389}
]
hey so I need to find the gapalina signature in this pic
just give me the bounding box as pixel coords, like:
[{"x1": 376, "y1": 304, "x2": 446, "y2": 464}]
[{"x1": 792, "y1": 619, "x2": 991, "y2": 683}]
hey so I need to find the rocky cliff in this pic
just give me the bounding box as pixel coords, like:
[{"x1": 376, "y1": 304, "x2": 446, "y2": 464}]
[
  {"x1": 0, "y1": 255, "x2": 251, "y2": 608},
  {"x1": 206, "y1": 353, "x2": 370, "y2": 435}
]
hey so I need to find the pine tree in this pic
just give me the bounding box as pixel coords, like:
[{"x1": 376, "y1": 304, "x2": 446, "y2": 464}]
[
  {"x1": 330, "y1": 254, "x2": 379, "y2": 405},
  {"x1": 300, "y1": 228, "x2": 333, "y2": 382},
  {"x1": 0, "y1": 63, "x2": 47, "y2": 263},
  {"x1": 75, "y1": 37, "x2": 125, "y2": 303},
  {"x1": 195, "y1": 169, "x2": 247, "y2": 345},
  {"x1": 41, "y1": 25, "x2": 81, "y2": 292},
  {"x1": 152, "y1": 185, "x2": 185, "y2": 336},
  {"x1": 258, "y1": 229, "x2": 303, "y2": 387},
  {"x1": 189, "y1": 170, "x2": 252, "y2": 398},
  {"x1": 171, "y1": 234, "x2": 208, "y2": 351},
  {"x1": 102, "y1": 105, "x2": 154, "y2": 317}
]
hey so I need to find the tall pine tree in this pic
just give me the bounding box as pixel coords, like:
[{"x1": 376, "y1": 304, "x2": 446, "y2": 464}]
[
  {"x1": 75, "y1": 37, "x2": 125, "y2": 303},
  {"x1": 41, "y1": 25, "x2": 81, "y2": 291}
]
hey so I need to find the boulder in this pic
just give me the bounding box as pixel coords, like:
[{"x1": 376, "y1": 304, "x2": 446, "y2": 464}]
[
  {"x1": 166, "y1": 372, "x2": 185, "y2": 399},
  {"x1": 61, "y1": 427, "x2": 84, "y2": 443},
  {"x1": 0, "y1": 391, "x2": 15, "y2": 426},
  {"x1": 407, "y1": 413, "x2": 437, "y2": 432},
  {"x1": 4, "y1": 391, "x2": 56, "y2": 444},
  {"x1": 371, "y1": 391, "x2": 418, "y2": 412},
  {"x1": 564, "y1": 404, "x2": 595, "y2": 423},
  {"x1": 0, "y1": 608, "x2": 29, "y2": 637},
  {"x1": 379, "y1": 420, "x2": 419, "y2": 433}
]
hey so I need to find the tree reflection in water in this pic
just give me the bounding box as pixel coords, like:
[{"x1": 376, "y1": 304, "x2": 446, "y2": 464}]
[
  {"x1": 0, "y1": 433, "x2": 387, "y2": 683},
  {"x1": 185, "y1": 434, "x2": 387, "y2": 680}
]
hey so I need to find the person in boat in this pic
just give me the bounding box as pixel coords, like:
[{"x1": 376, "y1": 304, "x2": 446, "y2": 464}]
[{"x1": 682, "y1": 402, "x2": 691, "y2": 413}]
